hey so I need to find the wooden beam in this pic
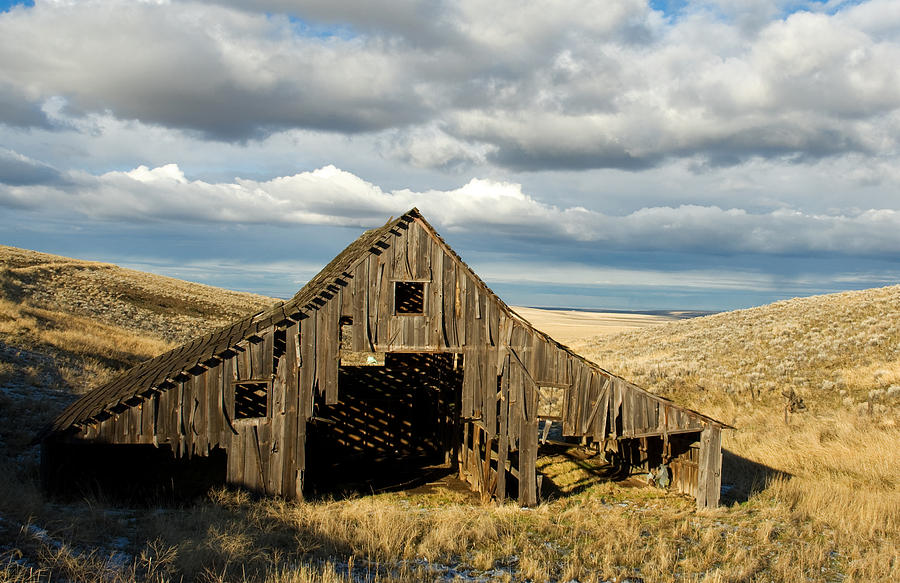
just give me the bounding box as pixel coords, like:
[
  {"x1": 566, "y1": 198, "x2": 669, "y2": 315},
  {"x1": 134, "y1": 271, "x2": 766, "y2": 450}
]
[{"x1": 696, "y1": 426, "x2": 722, "y2": 508}]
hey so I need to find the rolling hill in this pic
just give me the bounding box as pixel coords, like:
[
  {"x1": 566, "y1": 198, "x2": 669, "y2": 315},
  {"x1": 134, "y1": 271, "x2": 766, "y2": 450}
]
[
  {"x1": 572, "y1": 285, "x2": 900, "y2": 415},
  {"x1": 0, "y1": 244, "x2": 275, "y2": 393}
]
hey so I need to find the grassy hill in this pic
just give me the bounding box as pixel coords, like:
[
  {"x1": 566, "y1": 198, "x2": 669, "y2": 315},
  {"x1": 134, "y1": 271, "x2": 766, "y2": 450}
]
[
  {"x1": 571, "y1": 285, "x2": 900, "y2": 414},
  {"x1": 0, "y1": 246, "x2": 897, "y2": 582},
  {"x1": 0, "y1": 244, "x2": 275, "y2": 393}
]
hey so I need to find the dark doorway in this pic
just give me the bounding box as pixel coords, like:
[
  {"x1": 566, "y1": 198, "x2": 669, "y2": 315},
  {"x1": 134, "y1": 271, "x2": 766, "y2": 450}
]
[{"x1": 304, "y1": 352, "x2": 463, "y2": 496}]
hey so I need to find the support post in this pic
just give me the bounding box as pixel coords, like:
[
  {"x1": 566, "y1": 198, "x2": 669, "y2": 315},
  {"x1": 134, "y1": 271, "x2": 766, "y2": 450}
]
[{"x1": 696, "y1": 426, "x2": 722, "y2": 508}]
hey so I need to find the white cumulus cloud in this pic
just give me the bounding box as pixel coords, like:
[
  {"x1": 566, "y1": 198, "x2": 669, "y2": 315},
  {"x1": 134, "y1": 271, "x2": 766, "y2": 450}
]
[{"x1": 4, "y1": 160, "x2": 900, "y2": 257}]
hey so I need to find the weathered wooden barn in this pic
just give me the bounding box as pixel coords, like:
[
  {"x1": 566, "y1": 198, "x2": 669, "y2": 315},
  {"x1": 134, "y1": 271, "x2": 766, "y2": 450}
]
[{"x1": 41, "y1": 209, "x2": 726, "y2": 507}]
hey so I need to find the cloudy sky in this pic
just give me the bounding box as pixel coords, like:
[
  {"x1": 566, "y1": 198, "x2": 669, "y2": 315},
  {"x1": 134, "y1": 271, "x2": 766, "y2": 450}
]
[{"x1": 2, "y1": 0, "x2": 899, "y2": 311}]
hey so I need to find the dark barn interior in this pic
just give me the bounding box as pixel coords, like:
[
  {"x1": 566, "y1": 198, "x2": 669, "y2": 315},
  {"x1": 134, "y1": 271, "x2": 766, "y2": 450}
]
[
  {"x1": 305, "y1": 352, "x2": 463, "y2": 495},
  {"x1": 41, "y1": 442, "x2": 227, "y2": 503}
]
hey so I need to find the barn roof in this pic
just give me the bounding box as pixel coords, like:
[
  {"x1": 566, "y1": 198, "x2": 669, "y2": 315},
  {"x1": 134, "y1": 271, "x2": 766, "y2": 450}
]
[{"x1": 44, "y1": 208, "x2": 727, "y2": 438}]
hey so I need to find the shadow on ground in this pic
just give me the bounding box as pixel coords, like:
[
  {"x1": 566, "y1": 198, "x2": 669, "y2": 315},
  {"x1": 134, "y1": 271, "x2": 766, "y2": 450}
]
[
  {"x1": 537, "y1": 443, "x2": 635, "y2": 500},
  {"x1": 720, "y1": 448, "x2": 791, "y2": 505}
]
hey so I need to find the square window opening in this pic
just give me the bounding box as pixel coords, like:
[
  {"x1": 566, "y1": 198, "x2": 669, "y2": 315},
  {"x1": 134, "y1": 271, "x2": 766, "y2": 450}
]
[
  {"x1": 234, "y1": 381, "x2": 269, "y2": 419},
  {"x1": 537, "y1": 386, "x2": 566, "y2": 419},
  {"x1": 394, "y1": 281, "x2": 425, "y2": 314}
]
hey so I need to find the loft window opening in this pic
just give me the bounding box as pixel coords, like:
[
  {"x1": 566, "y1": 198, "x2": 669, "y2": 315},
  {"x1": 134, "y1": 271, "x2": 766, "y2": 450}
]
[
  {"x1": 234, "y1": 381, "x2": 269, "y2": 419},
  {"x1": 394, "y1": 281, "x2": 425, "y2": 315}
]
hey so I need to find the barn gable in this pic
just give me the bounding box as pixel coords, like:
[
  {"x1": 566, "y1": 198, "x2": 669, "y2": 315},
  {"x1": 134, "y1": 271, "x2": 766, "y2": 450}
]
[{"x1": 41, "y1": 209, "x2": 727, "y2": 507}]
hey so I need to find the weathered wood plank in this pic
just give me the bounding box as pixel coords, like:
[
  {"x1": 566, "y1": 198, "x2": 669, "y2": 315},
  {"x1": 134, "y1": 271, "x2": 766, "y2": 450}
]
[
  {"x1": 138, "y1": 398, "x2": 152, "y2": 444},
  {"x1": 156, "y1": 388, "x2": 169, "y2": 443},
  {"x1": 696, "y1": 426, "x2": 722, "y2": 508},
  {"x1": 269, "y1": 345, "x2": 287, "y2": 496},
  {"x1": 299, "y1": 313, "x2": 317, "y2": 419},
  {"x1": 254, "y1": 423, "x2": 270, "y2": 494},
  {"x1": 377, "y1": 245, "x2": 392, "y2": 346},
  {"x1": 597, "y1": 378, "x2": 610, "y2": 439},
  {"x1": 563, "y1": 364, "x2": 578, "y2": 435},
  {"x1": 407, "y1": 219, "x2": 420, "y2": 279},
  {"x1": 183, "y1": 377, "x2": 195, "y2": 456},
  {"x1": 207, "y1": 364, "x2": 221, "y2": 449},
  {"x1": 483, "y1": 345, "x2": 498, "y2": 438},
  {"x1": 352, "y1": 261, "x2": 371, "y2": 352},
  {"x1": 223, "y1": 357, "x2": 236, "y2": 446},
  {"x1": 366, "y1": 253, "x2": 380, "y2": 349},
  {"x1": 697, "y1": 430, "x2": 710, "y2": 507},
  {"x1": 461, "y1": 346, "x2": 476, "y2": 419},
  {"x1": 459, "y1": 422, "x2": 470, "y2": 480},
  {"x1": 282, "y1": 322, "x2": 300, "y2": 499},
  {"x1": 518, "y1": 415, "x2": 538, "y2": 506},
  {"x1": 647, "y1": 399, "x2": 658, "y2": 432},
  {"x1": 241, "y1": 427, "x2": 256, "y2": 490},
  {"x1": 497, "y1": 354, "x2": 510, "y2": 502},
  {"x1": 175, "y1": 381, "x2": 185, "y2": 456},
  {"x1": 614, "y1": 379, "x2": 624, "y2": 438},
  {"x1": 193, "y1": 373, "x2": 207, "y2": 455},
  {"x1": 429, "y1": 242, "x2": 443, "y2": 349},
  {"x1": 127, "y1": 406, "x2": 140, "y2": 444},
  {"x1": 482, "y1": 433, "x2": 493, "y2": 501},
  {"x1": 456, "y1": 265, "x2": 468, "y2": 346},
  {"x1": 295, "y1": 415, "x2": 306, "y2": 500},
  {"x1": 530, "y1": 336, "x2": 545, "y2": 383},
  {"x1": 441, "y1": 253, "x2": 457, "y2": 347},
  {"x1": 262, "y1": 328, "x2": 274, "y2": 378},
  {"x1": 471, "y1": 423, "x2": 483, "y2": 493},
  {"x1": 580, "y1": 367, "x2": 594, "y2": 435},
  {"x1": 317, "y1": 296, "x2": 340, "y2": 404},
  {"x1": 416, "y1": 221, "x2": 432, "y2": 281}
]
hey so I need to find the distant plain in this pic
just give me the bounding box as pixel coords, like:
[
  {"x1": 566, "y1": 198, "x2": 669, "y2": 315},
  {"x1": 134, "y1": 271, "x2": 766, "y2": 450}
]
[{"x1": 510, "y1": 306, "x2": 682, "y2": 343}]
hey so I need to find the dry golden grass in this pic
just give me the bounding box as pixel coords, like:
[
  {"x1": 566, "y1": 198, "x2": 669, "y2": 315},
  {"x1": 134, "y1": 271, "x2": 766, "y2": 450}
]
[
  {"x1": 1, "y1": 248, "x2": 898, "y2": 581},
  {"x1": 567, "y1": 285, "x2": 900, "y2": 582},
  {"x1": 571, "y1": 285, "x2": 900, "y2": 412},
  {"x1": 2, "y1": 457, "x2": 894, "y2": 582},
  {"x1": 0, "y1": 297, "x2": 173, "y2": 392},
  {"x1": 0, "y1": 298, "x2": 172, "y2": 362}
]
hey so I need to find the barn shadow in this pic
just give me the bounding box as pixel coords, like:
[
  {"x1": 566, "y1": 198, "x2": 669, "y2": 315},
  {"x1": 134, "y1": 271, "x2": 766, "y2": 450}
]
[
  {"x1": 41, "y1": 441, "x2": 228, "y2": 506},
  {"x1": 719, "y1": 448, "x2": 791, "y2": 506}
]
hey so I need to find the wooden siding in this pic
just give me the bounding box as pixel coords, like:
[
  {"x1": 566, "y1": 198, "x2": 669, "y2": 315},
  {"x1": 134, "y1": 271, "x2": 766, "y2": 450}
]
[{"x1": 49, "y1": 209, "x2": 726, "y2": 507}]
